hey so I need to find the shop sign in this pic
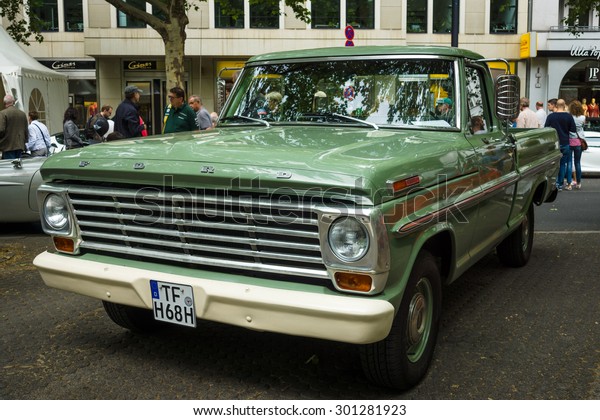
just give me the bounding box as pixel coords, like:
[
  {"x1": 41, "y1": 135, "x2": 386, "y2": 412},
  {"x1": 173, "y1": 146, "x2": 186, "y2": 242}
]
[
  {"x1": 570, "y1": 45, "x2": 600, "y2": 60},
  {"x1": 586, "y1": 67, "x2": 600, "y2": 83},
  {"x1": 520, "y1": 32, "x2": 537, "y2": 59},
  {"x1": 39, "y1": 60, "x2": 95, "y2": 70},
  {"x1": 124, "y1": 60, "x2": 157, "y2": 70}
]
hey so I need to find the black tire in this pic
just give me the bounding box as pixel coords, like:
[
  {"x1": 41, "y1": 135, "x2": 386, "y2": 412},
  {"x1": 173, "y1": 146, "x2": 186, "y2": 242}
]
[
  {"x1": 496, "y1": 203, "x2": 534, "y2": 268},
  {"x1": 360, "y1": 250, "x2": 442, "y2": 390},
  {"x1": 102, "y1": 301, "x2": 162, "y2": 333}
]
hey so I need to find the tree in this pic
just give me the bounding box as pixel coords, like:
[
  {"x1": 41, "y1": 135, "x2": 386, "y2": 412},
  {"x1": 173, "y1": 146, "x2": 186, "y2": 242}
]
[
  {"x1": 0, "y1": 0, "x2": 44, "y2": 44},
  {"x1": 563, "y1": 0, "x2": 599, "y2": 34},
  {"x1": 0, "y1": 0, "x2": 311, "y2": 89}
]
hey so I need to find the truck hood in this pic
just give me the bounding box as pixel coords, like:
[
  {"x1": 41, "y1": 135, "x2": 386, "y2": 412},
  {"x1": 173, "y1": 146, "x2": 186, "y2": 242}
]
[{"x1": 41, "y1": 126, "x2": 466, "y2": 203}]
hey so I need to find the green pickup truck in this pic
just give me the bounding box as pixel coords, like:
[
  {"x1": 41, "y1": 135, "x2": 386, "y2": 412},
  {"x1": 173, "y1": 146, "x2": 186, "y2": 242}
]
[{"x1": 34, "y1": 46, "x2": 560, "y2": 390}]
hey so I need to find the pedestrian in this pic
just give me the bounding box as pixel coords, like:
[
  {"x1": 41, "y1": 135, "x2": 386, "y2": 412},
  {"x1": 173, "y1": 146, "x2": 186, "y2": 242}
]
[
  {"x1": 114, "y1": 86, "x2": 146, "y2": 138},
  {"x1": 210, "y1": 111, "x2": 219, "y2": 128},
  {"x1": 568, "y1": 99, "x2": 585, "y2": 190},
  {"x1": 84, "y1": 104, "x2": 113, "y2": 144},
  {"x1": 27, "y1": 111, "x2": 52, "y2": 156},
  {"x1": 470, "y1": 115, "x2": 486, "y2": 134},
  {"x1": 516, "y1": 97, "x2": 539, "y2": 128},
  {"x1": 535, "y1": 101, "x2": 547, "y2": 126},
  {"x1": 163, "y1": 87, "x2": 197, "y2": 133},
  {"x1": 435, "y1": 97, "x2": 454, "y2": 124},
  {"x1": 547, "y1": 98, "x2": 558, "y2": 113},
  {"x1": 544, "y1": 99, "x2": 576, "y2": 191},
  {"x1": 188, "y1": 95, "x2": 212, "y2": 130},
  {"x1": 0, "y1": 94, "x2": 29, "y2": 159},
  {"x1": 63, "y1": 107, "x2": 84, "y2": 149}
]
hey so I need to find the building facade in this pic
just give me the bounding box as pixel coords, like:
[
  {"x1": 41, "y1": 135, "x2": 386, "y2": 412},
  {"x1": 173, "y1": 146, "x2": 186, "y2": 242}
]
[
  {"x1": 4, "y1": 1, "x2": 538, "y2": 134},
  {"x1": 530, "y1": 0, "x2": 600, "y2": 117}
]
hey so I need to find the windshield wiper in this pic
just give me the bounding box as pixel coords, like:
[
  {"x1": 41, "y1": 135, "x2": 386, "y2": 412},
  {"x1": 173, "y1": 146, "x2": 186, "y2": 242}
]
[
  {"x1": 220, "y1": 115, "x2": 270, "y2": 127},
  {"x1": 298, "y1": 112, "x2": 379, "y2": 129},
  {"x1": 332, "y1": 113, "x2": 379, "y2": 130}
]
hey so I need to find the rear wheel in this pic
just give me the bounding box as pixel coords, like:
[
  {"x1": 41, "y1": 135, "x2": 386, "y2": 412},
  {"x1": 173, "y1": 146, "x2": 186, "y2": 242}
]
[
  {"x1": 360, "y1": 250, "x2": 442, "y2": 390},
  {"x1": 496, "y1": 203, "x2": 534, "y2": 267},
  {"x1": 102, "y1": 301, "x2": 162, "y2": 333}
]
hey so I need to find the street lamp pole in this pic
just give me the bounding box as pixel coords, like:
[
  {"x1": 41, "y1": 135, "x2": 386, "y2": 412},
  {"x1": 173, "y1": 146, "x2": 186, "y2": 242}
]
[{"x1": 451, "y1": 0, "x2": 460, "y2": 47}]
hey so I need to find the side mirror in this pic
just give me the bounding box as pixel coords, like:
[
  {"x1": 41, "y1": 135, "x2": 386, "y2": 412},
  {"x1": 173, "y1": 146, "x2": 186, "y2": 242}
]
[{"x1": 495, "y1": 74, "x2": 520, "y2": 122}]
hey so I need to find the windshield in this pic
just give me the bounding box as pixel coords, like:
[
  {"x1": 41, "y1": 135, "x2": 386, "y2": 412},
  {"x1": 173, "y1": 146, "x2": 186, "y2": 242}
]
[{"x1": 221, "y1": 58, "x2": 457, "y2": 129}]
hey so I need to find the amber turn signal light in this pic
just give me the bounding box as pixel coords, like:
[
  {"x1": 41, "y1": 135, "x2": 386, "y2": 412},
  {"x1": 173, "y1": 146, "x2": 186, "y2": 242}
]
[
  {"x1": 391, "y1": 175, "x2": 420, "y2": 194},
  {"x1": 334, "y1": 272, "x2": 373, "y2": 292},
  {"x1": 53, "y1": 237, "x2": 75, "y2": 253}
]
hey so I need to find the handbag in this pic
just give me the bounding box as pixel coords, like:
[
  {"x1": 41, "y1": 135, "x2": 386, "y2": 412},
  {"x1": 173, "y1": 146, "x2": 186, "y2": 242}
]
[{"x1": 580, "y1": 138, "x2": 588, "y2": 151}]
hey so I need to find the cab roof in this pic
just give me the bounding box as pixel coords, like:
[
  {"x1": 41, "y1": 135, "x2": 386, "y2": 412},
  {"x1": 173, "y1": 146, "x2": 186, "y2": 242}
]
[{"x1": 246, "y1": 45, "x2": 485, "y2": 64}]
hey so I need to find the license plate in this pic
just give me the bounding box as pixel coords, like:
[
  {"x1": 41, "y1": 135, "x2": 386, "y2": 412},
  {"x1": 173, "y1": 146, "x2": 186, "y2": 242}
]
[{"x1": 150, "y1": 280, "x2": 196, "y2": 328}]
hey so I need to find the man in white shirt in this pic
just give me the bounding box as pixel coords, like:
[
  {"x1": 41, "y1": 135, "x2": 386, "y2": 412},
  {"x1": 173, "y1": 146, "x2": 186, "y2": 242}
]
[
  {"x1": 27, "y1": 111, "x2": 52, "y2": 156},
  {"x1": 535, "y1": 101, "x2": 547, "y2": 126},
  {"x1": 516, "y1": 97, "x2": 540, "y2": 128}
]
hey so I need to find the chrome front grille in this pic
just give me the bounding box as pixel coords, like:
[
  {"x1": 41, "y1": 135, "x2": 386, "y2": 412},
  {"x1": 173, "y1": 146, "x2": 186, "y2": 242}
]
[{"x1": 65, "y1": 184, "x2": 329, "y2": 280}]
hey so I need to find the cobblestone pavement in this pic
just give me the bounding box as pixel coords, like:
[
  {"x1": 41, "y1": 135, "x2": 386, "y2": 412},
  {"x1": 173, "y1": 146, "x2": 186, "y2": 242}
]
[{"x1": 0, "y1": 219, "x2": 599, "y2": 400}]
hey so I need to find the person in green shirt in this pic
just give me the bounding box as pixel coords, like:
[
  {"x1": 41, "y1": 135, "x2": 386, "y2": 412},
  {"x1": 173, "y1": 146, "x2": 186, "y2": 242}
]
[{"x1": 163, "y1": 87, "x2": 198, "y2": 133}]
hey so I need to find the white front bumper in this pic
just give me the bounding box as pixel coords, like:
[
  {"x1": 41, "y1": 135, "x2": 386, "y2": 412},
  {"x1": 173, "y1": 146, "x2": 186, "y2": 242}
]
[{"x1": 34, "y1": 251, "x2": 395, "y2": 344}]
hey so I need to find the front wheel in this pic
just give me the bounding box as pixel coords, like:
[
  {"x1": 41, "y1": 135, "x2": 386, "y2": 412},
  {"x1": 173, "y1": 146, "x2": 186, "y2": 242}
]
[
  {"x1": 496, "y1": 203, "x2": 534, "y2": 267},
  {"x1": 102, "y1": 301, "x2": 162, "y2": 333},
  {"x1": 360, "y1": 250, "x2": 442, "y2": 390}
]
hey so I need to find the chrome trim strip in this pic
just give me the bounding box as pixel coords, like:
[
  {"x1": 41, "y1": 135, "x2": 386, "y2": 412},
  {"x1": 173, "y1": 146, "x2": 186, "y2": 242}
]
[
  {"x1": 79, "y1": 241, "x2": 330, "y2": 279},
  {"x1": 80, "y1": 230, "x2": 322, "y2": 258},
  {"x1": 77, "y1": 219, "x2": 318, "y2": 240},
  {"x1": 395, "y1": 173, "x2": 519, "y2": 235}
]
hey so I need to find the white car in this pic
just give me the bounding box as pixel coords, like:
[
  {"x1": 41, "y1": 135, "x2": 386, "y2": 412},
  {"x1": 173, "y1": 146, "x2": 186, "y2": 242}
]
[
  {"x1": 582, "y1": 131, "x2": 600, "y2": 176},
  {"x1": 0, "y1": 130, "x2": 86, "y2": 223}
]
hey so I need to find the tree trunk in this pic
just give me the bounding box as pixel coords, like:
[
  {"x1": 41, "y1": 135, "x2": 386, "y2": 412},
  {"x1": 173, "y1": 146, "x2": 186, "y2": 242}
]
[
  {"x1": 163, "y1": 25, "x2": 187, "y2": 89},
  {"x1": 161, "y1": 4, "x2": 188, "y2": 90}
]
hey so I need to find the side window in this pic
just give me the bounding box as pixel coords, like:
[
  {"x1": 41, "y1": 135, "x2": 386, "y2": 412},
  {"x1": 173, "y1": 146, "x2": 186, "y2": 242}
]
[{"x1": 465, "y1": 66, "x2": 491, "y2": 135}]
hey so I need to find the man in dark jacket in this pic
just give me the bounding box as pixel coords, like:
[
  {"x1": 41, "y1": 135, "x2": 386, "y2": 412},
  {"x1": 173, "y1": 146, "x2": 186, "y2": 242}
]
[
  {"x1": 114, "y1": 86, "x2": 146, "y2": 138},
  {"x1": 0, "y1": 95, "x2": 29, "y2": 159}
]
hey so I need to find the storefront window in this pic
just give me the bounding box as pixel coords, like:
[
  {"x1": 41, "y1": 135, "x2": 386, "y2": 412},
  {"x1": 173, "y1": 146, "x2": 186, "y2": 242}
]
[
  {"x1": 490, "y1": 0, "x2": 517, "y2": 34},
  {"x1": 64, "y1": 0, "x2": 83, "y2": 32},
  {"x1": 69, "y1": 79, "x2": 97, "y2": 127},
  {"x1": 347, "y1": 0, "x2": 374, "y2": 29},
  {"x1": 215, "y1": 0, "x2": 244, "y2": 28},
  {"x1": 311, "y1": 0, "x2": 340, "y2": 29},
  {"x1": 433, "y1": 0, "x2": 453, "y2": 33},
  {"x1": 407, "y1": 0, "x2": 427, "y2": 33},
  {"x1": 33, "y1": 0, "x2": 59, "y2": 32},
  {"x1": 250, "y1": 1, "x2": 279, "y2": 28},
  {"x1": 117, "y1": 0, "x2": 146, "y2": 28},
  {"x1": 559, "y1": 60, "x2": 600, "y2": 107}
]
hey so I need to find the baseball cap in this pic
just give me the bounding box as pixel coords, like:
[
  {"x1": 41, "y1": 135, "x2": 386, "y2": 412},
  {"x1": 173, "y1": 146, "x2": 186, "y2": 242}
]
[
  {"x1": 124, "y1": 85, "x2": 142, "y2": 95},
  {"x1": 437, "y1": 97, "x2": 452, "y2": 106},
  {"x1": 93, "y1": 118, "x2": 109, "y2": 137}
]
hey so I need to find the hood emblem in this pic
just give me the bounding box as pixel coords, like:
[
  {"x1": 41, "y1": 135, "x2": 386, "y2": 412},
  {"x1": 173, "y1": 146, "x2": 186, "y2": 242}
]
[
  {"x1": 134, "y1": 162, "x2": 145, "y2": 169},
  {"x1": 79, "y1": 161, "x2": 90, "y2": 167},
  {"x1": 276, "y1": 171, "x2": 292, "y2": 179},
  {"x1": 201, "y1": 165, "x2": 215, "y2": 174}
]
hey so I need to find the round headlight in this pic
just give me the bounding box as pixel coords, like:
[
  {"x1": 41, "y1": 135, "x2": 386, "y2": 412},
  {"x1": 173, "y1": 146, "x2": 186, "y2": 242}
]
[
  {"x1": 43, "y1": 194, "x2": 70, "y2": 230},
  {"x1": 328, "y1": 217, "x2": 369, "y2": 262}
]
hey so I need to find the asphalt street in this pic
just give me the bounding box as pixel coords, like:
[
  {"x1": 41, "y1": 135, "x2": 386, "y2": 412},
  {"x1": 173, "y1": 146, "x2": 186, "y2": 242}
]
[{"x1": 0, "y1": 180, "x2": 598, "y2": 400}]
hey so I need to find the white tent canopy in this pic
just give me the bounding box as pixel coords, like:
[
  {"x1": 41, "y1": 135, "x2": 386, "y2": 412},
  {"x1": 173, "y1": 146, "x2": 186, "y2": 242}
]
[{"x1": 0, "y1": 26, "x2": 68, "y2": 134}]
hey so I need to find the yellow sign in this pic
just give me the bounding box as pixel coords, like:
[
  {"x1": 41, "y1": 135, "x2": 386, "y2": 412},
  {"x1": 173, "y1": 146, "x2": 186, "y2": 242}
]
[
  {"x1": 520, "y1": 32, "x2": 537, "y2": 59},
  {"x1": 216, "y1": 61, "x2": 246, "y2": 79},
  {"x1": 487, "y1": 61, "x2": 516, "y2": 74}
]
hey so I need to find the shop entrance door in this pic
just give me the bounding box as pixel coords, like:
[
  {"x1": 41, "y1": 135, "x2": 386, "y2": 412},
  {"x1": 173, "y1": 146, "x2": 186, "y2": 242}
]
[{"x1": 126, "y1": 80, "x2": 170, "y2": 135}]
